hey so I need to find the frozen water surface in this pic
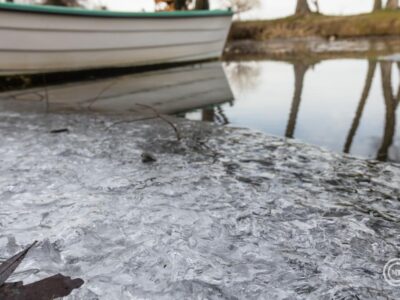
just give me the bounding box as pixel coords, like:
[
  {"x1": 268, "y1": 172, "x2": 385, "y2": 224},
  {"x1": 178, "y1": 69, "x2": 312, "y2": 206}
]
[{"x1": 1, "y1": 107, "x2": 400, "y2": 299}]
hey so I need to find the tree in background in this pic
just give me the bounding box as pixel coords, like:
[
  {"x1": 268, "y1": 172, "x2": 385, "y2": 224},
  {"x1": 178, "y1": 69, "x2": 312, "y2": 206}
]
[
  {"x1": 386, "y1": 0, "x2": 399, "y2": 9},
  {"x1": 226, "y1": 0, "x2": 260, "y2": 19},
  {"x1": 195, "y1": 0, "x2": 209, "y2": 10},
  {"x1": 295, "y1": 0, "x2": 311, "y2": 15},
  {"x1": 43, "y1": 0, "x2": 81, "y2": 6},
  {"x1": 373, "y1": 0, "x2": 382, "y2": 10},
  {"x1": 311, "y1": 0, "x2": 320, "y2": 13},
  {"x1": 171, "y1": 0, "x2": 209, "y2": 11},
  {"x1": 373, "y1": 0, "x2": 398, "y2": 10},
  {"x1": 174, "y1": 0, "x2": 187, "y2": 10}
]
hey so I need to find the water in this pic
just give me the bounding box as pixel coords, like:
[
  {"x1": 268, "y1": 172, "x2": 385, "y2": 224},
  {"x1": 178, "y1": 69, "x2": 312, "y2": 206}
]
[
  {"x1": 1, "y1": 56, "x2": 399, "y2": 162},
  {"x1": 188, "y1": 59, "x2": 400, "y2": 163},
  {"x1": 1, "y1": 51, "x2": 400, "y2": 299}
]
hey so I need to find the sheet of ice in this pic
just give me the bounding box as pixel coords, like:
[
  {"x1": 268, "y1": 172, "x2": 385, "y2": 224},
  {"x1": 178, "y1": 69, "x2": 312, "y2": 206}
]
[{"x1": 0, "y1": 108, "x2": 400, "y2": 299}]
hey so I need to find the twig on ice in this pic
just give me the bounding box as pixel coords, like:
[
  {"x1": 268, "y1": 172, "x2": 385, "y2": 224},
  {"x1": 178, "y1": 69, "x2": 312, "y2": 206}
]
[{"x1": 135, "y1": 103, "x2": 182, "y2": 141}]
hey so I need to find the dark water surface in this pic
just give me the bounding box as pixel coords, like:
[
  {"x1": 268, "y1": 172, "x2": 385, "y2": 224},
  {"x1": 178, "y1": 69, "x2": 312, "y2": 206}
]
[{"x1": 1, "y1": 56, "x2": 399, "y2": 162}]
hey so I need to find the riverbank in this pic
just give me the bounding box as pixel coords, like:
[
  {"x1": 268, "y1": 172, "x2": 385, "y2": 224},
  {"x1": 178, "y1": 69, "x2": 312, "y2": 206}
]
[
  {"x1": 229, "y1": 11, "x2": 400, "y2": 41},
  {"x1": 224, "y1": 36, "x2": 400, "y2": 63},
  {"x1": 1, "y1": 106, "x2": 400, "y2": 298}
]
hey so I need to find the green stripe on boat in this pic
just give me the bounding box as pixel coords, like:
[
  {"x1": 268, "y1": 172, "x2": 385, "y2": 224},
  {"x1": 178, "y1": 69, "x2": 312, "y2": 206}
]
[{"x1": 0, "y1": 2, "x2": 233, "y2": 18}]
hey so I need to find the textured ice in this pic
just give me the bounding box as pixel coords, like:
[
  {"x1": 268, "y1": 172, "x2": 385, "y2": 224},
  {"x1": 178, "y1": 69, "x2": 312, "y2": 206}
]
[{"x1": 1, "y1": 108, "x2": 400, "y2": 299}]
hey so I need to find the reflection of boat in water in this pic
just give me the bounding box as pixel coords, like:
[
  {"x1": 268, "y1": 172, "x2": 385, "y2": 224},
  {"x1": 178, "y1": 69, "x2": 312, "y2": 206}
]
[
  {"x1": 0, "y1": 62, "x2": 233, "y2": 115},
  {"x1": 0, "y1": 2, "x2": 232, "y2": 75}
]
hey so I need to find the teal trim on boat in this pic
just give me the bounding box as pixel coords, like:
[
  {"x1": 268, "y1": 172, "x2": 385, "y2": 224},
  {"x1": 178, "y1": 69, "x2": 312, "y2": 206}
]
[{"x1": 0, "y1": 2, "x2": 233, "y2": 18}]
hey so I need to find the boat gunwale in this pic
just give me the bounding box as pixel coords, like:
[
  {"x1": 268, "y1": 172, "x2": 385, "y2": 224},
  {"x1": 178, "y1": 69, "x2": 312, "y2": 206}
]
[{"x1": 0, "y1": 2, "x2": 233, "y2": 19}]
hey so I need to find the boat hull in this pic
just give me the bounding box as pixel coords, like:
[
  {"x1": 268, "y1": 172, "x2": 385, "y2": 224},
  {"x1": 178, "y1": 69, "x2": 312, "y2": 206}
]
[{"x1": 0, "y1": 4, "x2": 232, "y2": 74}]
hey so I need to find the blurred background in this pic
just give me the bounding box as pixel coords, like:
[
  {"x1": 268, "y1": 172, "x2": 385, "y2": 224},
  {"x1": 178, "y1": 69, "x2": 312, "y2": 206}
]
[{"x1": 2, "y1": 0, "x2": 393, "y2": 17}]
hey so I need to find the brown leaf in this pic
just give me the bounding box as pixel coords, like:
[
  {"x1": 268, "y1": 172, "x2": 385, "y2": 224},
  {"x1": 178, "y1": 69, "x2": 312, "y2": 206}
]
[
  {"x1": 0, "y1": 274, "x2": 84, "y2": 300},
  {"x1": 0, "y1": 241, "x2": 38, "y2": 287}
]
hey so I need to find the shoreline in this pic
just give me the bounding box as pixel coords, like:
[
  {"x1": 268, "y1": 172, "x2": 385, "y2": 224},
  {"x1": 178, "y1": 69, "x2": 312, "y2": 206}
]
[
  {"x1": 223, "y1": 35, "x2": 400, "y2": 63},
  {"x1": 229, "y1": 11, "x2": 400, "y2": 42}
]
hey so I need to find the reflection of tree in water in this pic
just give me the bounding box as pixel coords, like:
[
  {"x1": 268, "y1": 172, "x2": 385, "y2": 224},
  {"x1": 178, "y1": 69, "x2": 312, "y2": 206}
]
[
  {"x1": 283, "y1": 58, "x2": 399, "y2": 161},
  {"x1": 376, "y1": 61, "x2": 400, "y2": 161},
  {"x1": 344, "y1": 61, "x2": 377, "y2": 153},
  {"x1": 343, "y1": 60, "x2": 400, "y2": 161},
  {"x1": 285, "y1": 63, "x2": 310, "y2": 138},
  {"x1": 225, "y1": 62, "x2": 261, "y2": 92},
  {"x1": 390, "y1": 144, "x2": 400, "y2": 161},
  {"x1": 201, "y1": 105, "x2": 229, "y2": 124}
]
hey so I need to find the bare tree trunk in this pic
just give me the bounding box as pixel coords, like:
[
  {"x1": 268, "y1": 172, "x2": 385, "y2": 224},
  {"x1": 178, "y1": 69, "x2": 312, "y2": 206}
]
[
  {"x1": 43, "y1": 0, "x2": 80, "y2": 6},
  {"x1": 195, "y1": 0, "x2": 209, "y2": 10},
  {"x1": 386, "y1": 0, "x2": 398, "y2": 9},
  {"x1": 344, "y1": 61, "x2": 377, "y2": 153},
  {"x1": 373, "y1": 0, "x2": 382, "y2": 10},
  {"x1": 311, "y1": 0, "x2": 320, "y2": 13},
  {"x1": 174, "y1": 0, "x2": 187, "y2": 10},
  {"x1": 295, "y1": 0, "x2": 311, "y2": 15},
  {"x1": 285, "y1": 63, "x2": 309, "y2": 138}
]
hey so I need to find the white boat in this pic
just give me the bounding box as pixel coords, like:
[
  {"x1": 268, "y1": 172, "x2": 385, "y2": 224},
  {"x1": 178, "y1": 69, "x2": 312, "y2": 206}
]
[
  {"x1": 0, "y1": 2, "x2": 233, "y2": 75},
  {"x1": 0, "y1": 62, "x2": 233, "y2": 114}
]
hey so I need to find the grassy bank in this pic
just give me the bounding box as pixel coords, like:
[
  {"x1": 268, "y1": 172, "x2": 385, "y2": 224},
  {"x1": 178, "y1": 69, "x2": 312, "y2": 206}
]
[{"x1": 229, "y1": 10, "x2": 400, "y2": 41}]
